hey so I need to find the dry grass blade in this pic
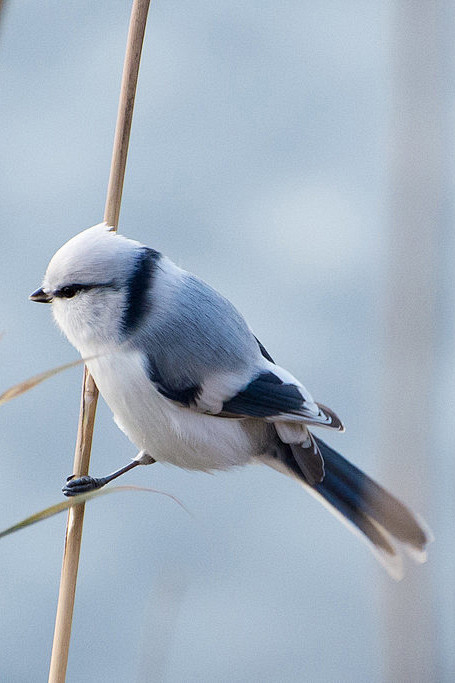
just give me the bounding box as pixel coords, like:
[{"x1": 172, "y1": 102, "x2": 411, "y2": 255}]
[
  {"x1": 0, "y1": 358, "x2": 84, "y2": 407},
  {"x1": 0, "y1": 486, "x2": 188, "y2": 540}
]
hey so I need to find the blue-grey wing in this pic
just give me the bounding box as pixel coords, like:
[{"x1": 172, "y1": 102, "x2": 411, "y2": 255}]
[
  {"x1": 134, "y1": 267, "x2": 343, "y2": 430},
  {"x1": 134, "y1": 270, "x2": 261, "y2": 408}
]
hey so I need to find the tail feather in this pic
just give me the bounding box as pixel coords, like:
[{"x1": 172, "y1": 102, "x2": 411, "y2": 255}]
[
  {"x1": 314, "y1": 464, "x2": 396, "y2": 553},
  {"x1": 265, "y1": 434, "x2": 432, "y2": 579},
  {"x1": 316, "y1": 437, "x2": 428, "y2": 551}
]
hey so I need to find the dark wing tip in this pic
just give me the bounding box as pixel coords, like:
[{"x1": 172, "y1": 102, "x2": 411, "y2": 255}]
[
  {"x1": 255, "y1": 336, "x2": 275, "y2": 363},
  {"x1": 316, "y1": 403, "x2": 345, "y2": 431}
]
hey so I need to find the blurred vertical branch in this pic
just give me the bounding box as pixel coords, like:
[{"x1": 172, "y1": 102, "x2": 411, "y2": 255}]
[
  {"x1": 0, "y1": 1, "x2": 5, "y2": 38},
  {"x1": 48, "y1": 2, "x2": 151, "y2": 682},
  {"x1": 382, "y1": 1, "x2": 442, "y2": 680}
]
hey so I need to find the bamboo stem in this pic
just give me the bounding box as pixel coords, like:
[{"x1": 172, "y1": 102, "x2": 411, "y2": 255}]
[{"x1": 48, "y1": 2, "x2": 151, "y2": 681}]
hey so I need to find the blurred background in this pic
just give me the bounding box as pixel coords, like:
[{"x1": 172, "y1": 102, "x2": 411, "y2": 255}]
[{"x1": 1, "y1": 1, "x2": 453, "y2": 681}]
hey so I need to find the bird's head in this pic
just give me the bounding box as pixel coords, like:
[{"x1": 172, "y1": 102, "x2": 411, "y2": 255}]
[{"x1": 30, "y1": 223, "x2": 159, "y2": 353}]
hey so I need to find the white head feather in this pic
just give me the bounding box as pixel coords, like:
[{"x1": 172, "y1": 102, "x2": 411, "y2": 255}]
[{"x1": 41, "y1": 223, "x2": 143, "y2": 352}]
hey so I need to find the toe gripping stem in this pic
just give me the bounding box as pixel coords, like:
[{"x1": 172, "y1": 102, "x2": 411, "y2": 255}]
[{"x1": 62, "y1": 455, "x2": 155, "y2": 497}]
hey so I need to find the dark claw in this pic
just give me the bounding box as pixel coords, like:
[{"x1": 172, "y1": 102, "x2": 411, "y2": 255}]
[
  {"x1": 62, "y1": 475, "x2": 106, "y2": 497},
  {"x1": 66, "y1": 474, "x2": 75, "y2": 482}
]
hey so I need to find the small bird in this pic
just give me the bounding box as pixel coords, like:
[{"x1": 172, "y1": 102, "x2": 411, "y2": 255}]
[{"x1": 30, "y1": 223, "x2": 431, "y2": 578}]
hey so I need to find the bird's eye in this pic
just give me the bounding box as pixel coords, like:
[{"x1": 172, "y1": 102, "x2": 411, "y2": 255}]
[{"x1": 58, "y1": 285, "x2": 83, "y2": 299}]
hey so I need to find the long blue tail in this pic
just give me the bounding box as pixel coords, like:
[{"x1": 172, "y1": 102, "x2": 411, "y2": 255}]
[{"x1": 270, "y1": 435, "x2": 431, "y2": 578}]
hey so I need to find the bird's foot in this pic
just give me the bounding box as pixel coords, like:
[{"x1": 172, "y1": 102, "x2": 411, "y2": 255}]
[{"x1": 62, "y1": 474, "x2": 108, "y2": 497}]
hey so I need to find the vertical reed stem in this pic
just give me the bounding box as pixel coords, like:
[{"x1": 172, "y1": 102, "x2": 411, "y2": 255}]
[{"x1": 48, "y1": 2, "x2": 151, "y2": 681}]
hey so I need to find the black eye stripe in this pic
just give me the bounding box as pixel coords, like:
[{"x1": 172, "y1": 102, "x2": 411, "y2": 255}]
[
  {"x1": 55, "y1": 285, "x2": 88, "y2": 298},
  {"x1": 55, "y1": 282, "x2": 113, "y2": 298}
]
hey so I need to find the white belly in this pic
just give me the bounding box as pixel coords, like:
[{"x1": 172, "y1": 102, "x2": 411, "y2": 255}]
[{"x1": 85, "y1": 347, "x2": 262, "y2": 471}]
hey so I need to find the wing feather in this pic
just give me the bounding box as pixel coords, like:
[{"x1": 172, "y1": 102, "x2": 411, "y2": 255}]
[
  {"x1": 220, "y1": 369, "x2": 344, "y2": 430},
  {"x1": 146, "y1": 325, "x2": 343, "y2": 432}
]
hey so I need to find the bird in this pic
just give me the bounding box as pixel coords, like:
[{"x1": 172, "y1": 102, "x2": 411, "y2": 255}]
[{"x1": 30, "y1": 222, "x2": 431, "y2": 578}]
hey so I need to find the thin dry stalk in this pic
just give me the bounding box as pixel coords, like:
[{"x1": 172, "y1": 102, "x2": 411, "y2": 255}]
[{"x1": 48, "y1": 2, "x2": 151, "y2": 681}]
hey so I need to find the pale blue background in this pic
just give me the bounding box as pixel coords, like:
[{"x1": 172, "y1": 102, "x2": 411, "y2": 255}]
[{"x1": 1, "y1": 2, "x2": 453, "y2": 681}]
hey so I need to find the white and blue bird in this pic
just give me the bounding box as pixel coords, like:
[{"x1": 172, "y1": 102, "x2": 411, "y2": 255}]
[{"x1": 30, "y1": 223, "x2": 431, "y2": 578}]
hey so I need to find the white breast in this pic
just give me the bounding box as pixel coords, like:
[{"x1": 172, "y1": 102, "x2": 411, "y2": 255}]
[{"x1": 84, "y1": 345, "x2": 262, "y2": 471}]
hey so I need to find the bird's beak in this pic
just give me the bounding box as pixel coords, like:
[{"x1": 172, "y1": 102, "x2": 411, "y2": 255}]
[{"x1": 29, "y1": 288, "x2": 53, "y2": 303}]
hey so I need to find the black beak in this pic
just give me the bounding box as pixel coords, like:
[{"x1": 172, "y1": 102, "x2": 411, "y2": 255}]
[{"x1": 29, "y1": 288, "x2": 53, "y2": 303}]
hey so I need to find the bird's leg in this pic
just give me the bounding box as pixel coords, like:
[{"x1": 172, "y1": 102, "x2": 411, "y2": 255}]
[{"x1": 62, "y1": 451, "x2": 156, "y2": 497}]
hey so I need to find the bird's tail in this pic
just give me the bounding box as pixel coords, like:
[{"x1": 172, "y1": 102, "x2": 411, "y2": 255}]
[{"x1": 266, "y1": 435, "x2": 432, "y2": 579}]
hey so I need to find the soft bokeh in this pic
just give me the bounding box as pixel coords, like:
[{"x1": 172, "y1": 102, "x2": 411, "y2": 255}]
[{"x1": 1, "y1": 2, "x2": 453, "y2": 681}]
